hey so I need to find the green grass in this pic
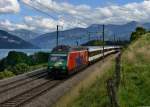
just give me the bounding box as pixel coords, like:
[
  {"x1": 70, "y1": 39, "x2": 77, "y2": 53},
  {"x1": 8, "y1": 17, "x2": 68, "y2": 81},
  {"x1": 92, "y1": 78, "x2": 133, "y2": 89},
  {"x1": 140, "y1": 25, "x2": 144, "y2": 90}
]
[
  {"x1": 118, "y1": 34, "x2": 150, "y2": 106},
  {"x1": 0, "y1": 63, "x2": 47, "y2": 79},
  {"x1": 82, "y1": 40, "x2": 104, "y2": 46},
  {"x1": 0, "y1": 70, "x2": 15, "y2": 79},
  {"x1": 71, "y1": 67, "x2": 114, "y2": 107},
  {"x1": 29, "y1": 63, "x2": 47, "y2": 71}
]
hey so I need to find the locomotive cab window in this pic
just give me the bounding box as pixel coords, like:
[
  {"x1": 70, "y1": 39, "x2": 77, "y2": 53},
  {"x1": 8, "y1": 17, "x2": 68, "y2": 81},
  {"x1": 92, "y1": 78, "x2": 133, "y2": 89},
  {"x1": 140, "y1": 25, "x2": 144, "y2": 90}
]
[{"x1": 49, "y1": 54, "x2": 67, "y2": 62}]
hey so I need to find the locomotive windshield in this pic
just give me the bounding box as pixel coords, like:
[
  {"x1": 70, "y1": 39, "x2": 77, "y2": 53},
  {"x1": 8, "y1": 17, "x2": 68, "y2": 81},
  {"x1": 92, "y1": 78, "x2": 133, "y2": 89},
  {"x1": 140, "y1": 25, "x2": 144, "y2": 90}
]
[{"x1": 49, "y1": 54, "x2": 67, "y2": 62}]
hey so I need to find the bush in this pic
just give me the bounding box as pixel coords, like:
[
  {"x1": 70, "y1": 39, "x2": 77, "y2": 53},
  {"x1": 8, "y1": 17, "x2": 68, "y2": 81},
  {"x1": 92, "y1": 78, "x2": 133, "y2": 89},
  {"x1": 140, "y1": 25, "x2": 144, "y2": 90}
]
[
  {"x1": 11, "y1": 63, "x2": 29, "y2": 75},
  {"x1": 6, "y1": 51, "x2": 30, "y2": 66},
  {"x1": 130, "y1": 27, "x2": 146, "y2": 41},
  {"x1": 0, "y1": 70, "x2": 15, "y2": 79},
  {"x1": 82, "y1": 40, "x2": 105, "y2": 46},
  {"x1": 30, "y1": 52, "x2": 49, "y2": 65},
  {"x1": 0, "y1": 58, "x2": 7, "y2": 71},
  {"x1": 0, "y1": 51, "x2": 49, "y2": 74}
]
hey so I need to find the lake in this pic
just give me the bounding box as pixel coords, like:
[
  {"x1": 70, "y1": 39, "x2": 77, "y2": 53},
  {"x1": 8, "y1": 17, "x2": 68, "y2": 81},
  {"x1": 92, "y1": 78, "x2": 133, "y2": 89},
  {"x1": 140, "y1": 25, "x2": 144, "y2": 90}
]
[{"x1": 0, "y1": 49, "x2": 51, "y2": 60}]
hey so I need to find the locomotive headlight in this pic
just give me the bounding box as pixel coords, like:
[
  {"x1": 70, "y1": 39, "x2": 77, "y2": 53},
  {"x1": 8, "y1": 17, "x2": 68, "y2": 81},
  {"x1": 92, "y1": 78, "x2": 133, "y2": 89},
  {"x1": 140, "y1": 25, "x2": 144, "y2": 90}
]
[
  {"x1": 62, "y1": 66, "x2": 66, "y2": 70},
  {"x1": 49, "y1": 66, "x2": 53, "y2": 69},
  {"x1": 54, "y1": 62, "x2": 63, "y2": 67}
]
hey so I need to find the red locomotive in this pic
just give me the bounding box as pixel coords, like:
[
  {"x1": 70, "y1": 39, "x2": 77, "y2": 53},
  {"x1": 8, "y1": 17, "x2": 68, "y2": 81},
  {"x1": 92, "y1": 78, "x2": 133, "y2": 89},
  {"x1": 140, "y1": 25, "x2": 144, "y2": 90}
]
[{"x1": 47, "y1": 45, "x2": 119, "y2": 77}]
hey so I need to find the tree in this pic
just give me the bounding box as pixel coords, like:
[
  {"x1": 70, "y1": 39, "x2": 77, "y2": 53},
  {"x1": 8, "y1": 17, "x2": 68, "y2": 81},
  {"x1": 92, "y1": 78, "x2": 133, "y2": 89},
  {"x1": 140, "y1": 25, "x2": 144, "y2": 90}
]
[
  {"x1": 136, "y1": 27, "x2": 146, "y2": 34},
  {"x1": 11, "y1": 63, "x2": 29, "y2": 75},
  {"x1": 130, "y1": 27, "x2": 146, "y2": 41},
  {"x1": 6, "y1": 51, "x2": 30, "y2": 66},
  {"x1": 0, "y1": 58, "x2": 7, "y2": 71},
  {"x1": 29, "y1": 52, "x2": 49, "y2": 65}
]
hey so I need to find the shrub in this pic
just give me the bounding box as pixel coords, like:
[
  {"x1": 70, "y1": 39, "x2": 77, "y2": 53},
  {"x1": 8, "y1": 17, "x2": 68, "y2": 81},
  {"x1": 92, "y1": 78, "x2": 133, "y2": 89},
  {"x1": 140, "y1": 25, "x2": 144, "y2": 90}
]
[
  {"x1": 0, "y1": 51, "x2": 49, "y2": 73},
  {"x1": 0, "y1": 58, "x2": 7, "y2": 71},
  {"x1": 130, "y1": 27, "x2": 146, "y2": 41},
  {"x1": 30, "y1": 52, "x2": 49, "y2": 65},
  {"x1": 11, "y1": 63, "x2": 29, "y2": 75},
  {"x1": 136, "y1": 27, "x2": 146, "y2": 34},
  {"x1": 82, "y1": 40, "x2": 105, "y2": 46},
  {"x1": 0, "y1": 70, "x2": 15, "y2": 79},
  {"x1": 6, "y1": 51, "x2": 30, "y2": 66}
]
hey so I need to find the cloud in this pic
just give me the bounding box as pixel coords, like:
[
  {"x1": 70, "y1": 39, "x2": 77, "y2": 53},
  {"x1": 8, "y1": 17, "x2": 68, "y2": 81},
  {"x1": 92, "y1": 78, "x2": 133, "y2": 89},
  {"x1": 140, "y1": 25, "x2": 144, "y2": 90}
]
[
  {"x1": 23, "y1": 15, "x2": 87, "y2": 32},
  {"x1": 2, "y1": 0, "x2": 150, "y2": 32},
  {"x1": 24, "y1": 16, "x2": 58, "y2": 32},
  {"x1": 21, "y1": 0, "x2": 150, "y2": 26},
  {"x1": 0, "y1": 0, "x2": 20, "y2": 13},
  {"x1": 0, "y1": 19, "x2": 34, "y2": 31}
]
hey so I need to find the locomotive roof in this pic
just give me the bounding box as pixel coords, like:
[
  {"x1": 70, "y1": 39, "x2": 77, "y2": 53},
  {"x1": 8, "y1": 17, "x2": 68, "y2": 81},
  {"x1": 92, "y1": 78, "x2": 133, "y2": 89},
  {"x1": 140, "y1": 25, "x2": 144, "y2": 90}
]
[
  {"x1": 86, "y1": 46, "x2": 120, "y2": 52},
  {"x1": 51, "y1": 45, "x2": 120, "y2": 53},
  {"x1": 52, "y1": 45, "x2": 88, "y2": 53}
]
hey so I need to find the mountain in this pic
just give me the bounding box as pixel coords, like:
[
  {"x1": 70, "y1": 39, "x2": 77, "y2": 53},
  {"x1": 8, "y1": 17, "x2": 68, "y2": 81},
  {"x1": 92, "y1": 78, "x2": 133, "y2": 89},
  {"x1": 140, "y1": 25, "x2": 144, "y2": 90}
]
[
  {"x1": 87, "y1": 21, "x2": 141, "y2": 40},
  {"x1": 0, "y1": 30, "x2": 39, "y2": 49},
  {"x1": 9, "y1": 29, "x2": 40, "y2": 41},
  {"x1": 31, "y1": 21, "x2": 150, "y2": 49},
  {"x1": 30, "y1": 28, "x2": 88, "y2": 48}
]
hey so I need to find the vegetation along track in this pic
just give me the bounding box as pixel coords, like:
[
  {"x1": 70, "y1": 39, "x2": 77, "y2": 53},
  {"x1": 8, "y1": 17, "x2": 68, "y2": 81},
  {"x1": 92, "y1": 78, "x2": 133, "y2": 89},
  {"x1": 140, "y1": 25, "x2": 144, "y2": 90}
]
[
  {"x1": 0, "y1": 79, "x2": 62, "y2": 107},
  {"x1": 0, "y1": 70, "x2": 47, "y2": 94}
]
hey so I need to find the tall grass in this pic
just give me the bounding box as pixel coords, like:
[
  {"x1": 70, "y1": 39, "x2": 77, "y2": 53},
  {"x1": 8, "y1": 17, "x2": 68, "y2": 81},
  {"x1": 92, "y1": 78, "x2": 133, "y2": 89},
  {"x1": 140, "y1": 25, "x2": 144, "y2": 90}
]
[{"x1": 118, "y1": 34, "x2": 150, "y2": 106}]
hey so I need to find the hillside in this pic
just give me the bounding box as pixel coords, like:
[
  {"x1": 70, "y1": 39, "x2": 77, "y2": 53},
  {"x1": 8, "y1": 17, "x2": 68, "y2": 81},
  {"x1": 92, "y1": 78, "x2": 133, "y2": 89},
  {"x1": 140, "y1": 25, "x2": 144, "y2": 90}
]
[
  {"x1": 30, "y1": 28, "x2": 88, "y2": 49},
  {"x1": 9, "y1": 29, "x2": 40, "y2": 41},
  {"x1": 82, "y1": 40, "x2": 129, "y2": 46},
  {"x1": 0, "y1": 30, "x2": 38, "y2": 49},
  {"x1": 31, "y1": 21, "x2": 150, "y2": 49},
  {"x1": 118, "y1": 34, "x2": 150, "y2": 106}
]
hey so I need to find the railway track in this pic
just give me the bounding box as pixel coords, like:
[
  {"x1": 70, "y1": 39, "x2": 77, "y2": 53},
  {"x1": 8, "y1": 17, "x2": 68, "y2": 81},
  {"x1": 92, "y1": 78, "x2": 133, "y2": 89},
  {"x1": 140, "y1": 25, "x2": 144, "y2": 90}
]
[
  {"x1": 0, "y1": 71, "x2": 47, "y2": 94},
  {"x1": 0, "y1": 80, "x2": 61, "y2": 107},
  {"x1": 0, "y1": 69, "x2": 63, "y2": 107},
  {"x1": 0, "y1": 70, "x2": 47, "y2": 87}
]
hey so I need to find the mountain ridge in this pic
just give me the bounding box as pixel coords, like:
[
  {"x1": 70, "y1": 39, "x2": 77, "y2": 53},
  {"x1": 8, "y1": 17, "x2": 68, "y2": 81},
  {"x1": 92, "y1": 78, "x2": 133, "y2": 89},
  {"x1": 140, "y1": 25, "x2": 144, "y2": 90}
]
[
  {"x1": 0, "y1": 30, "x2": 39, "y2": 49},
  {"x1": 9, "y1": 29, "x2": 40, "y2": 41},
  {"x1": 31, "y1": 21, "x2": 150, "y2": 48},
  {"x1": 1, "y1": 21, "x2": 150, "y2": 49}
]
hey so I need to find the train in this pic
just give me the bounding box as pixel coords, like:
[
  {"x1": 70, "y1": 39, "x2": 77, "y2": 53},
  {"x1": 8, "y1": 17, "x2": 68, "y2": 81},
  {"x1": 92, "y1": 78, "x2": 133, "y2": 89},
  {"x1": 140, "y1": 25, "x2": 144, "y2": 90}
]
[{"x1": 47, "y1": 45, "x2": 120, "y2": 77}]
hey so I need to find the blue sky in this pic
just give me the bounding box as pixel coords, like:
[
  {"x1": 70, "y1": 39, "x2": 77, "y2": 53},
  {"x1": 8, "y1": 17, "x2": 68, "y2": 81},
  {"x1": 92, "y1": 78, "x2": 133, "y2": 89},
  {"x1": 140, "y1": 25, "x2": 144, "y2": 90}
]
[
  {"x1": 1, "y1": 0, "x2": 143, "y2": 22},
  {"x1": 0, "y1": 0, "x2": 148, "y2": 32},
  {"x1": 65, "y1": 0, "x2": 143, "y2": 7}
]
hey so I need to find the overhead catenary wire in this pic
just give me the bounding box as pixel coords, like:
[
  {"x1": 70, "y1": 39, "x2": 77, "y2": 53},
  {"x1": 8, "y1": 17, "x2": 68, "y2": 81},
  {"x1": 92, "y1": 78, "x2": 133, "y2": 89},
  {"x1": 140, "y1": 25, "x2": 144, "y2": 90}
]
[
  {"x1": 19, "y1": 0, "x2": 57, "y2": 19},
  {"x1": 35, "y1": 0, "x2": 90, "y2": 28}
]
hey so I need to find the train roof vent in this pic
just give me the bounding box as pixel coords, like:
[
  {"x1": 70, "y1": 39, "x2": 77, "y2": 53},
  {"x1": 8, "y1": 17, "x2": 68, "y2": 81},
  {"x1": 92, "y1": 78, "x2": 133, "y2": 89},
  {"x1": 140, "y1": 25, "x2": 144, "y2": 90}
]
[{"x1": 52, "y1": 45, "x2": 71, "y2": 52}]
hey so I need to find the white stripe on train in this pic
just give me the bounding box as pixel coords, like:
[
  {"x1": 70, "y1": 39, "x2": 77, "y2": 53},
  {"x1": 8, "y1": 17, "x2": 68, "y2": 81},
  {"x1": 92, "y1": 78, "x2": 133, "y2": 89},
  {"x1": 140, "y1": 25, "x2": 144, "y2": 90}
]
[{"x1": 89, "y1": 50, "x2": 116, "y2": 62}]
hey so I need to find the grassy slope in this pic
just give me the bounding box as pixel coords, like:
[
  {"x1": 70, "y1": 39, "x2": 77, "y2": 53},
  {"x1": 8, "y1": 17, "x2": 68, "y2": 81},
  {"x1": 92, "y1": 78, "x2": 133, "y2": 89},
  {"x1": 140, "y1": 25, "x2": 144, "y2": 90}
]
[
  {"x1": 54, "y1": 55, "x2": 116, "y2": 107},
  {"x1": 119, "y1": 34, "x2": 150, "y2": 106}
]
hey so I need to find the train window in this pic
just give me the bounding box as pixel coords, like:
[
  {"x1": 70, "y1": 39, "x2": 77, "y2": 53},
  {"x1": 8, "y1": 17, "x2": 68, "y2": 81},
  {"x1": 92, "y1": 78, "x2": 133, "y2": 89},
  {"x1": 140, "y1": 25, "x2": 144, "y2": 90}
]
[
  {"x1": 88, "y1": 48, "x2": 115, "y2": 57},
  {"x1": 89, "y1": 50, "x2": 102, "y2": 57},
  {"x1": 104, "y1": 48, "x2": 113, "y2": 52}
]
